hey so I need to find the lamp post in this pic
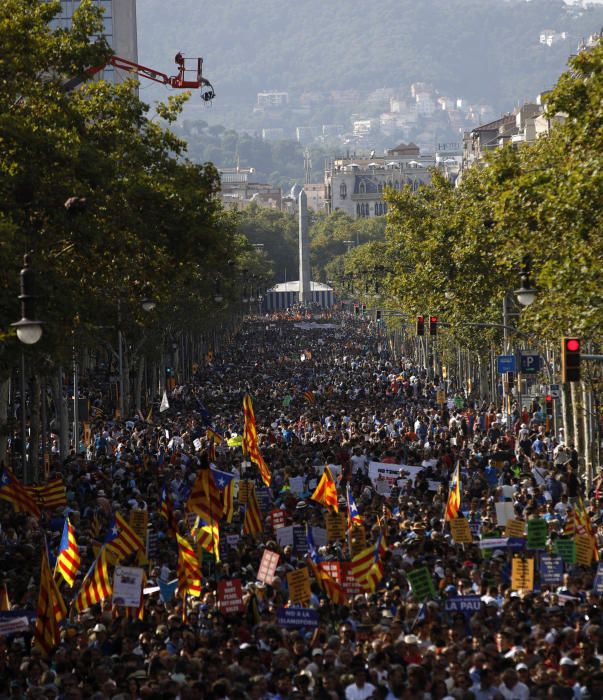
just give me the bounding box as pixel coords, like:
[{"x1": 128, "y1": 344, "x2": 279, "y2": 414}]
[{"x1": 11, "y1": 254, "x2": 43, "y2": 484}]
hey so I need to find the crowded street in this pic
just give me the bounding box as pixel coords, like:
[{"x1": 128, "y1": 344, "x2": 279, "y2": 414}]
[{"x1": 1, "y1": 311, "x2": 602, "y2": 700}]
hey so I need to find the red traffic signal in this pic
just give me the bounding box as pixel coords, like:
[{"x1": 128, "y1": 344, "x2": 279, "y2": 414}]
[
  {"x1": 416, "y1": 315, "x2": 425, "y2": 336},
  {"x1": 545, "y1": 395, "x2": 553, "y2": 417},
  {"x1": 561, "y1": 337, "x2": 581, "y2": 382},
  {"x1": 429, "y1": 316, "x2": 438, "y2": 336}
]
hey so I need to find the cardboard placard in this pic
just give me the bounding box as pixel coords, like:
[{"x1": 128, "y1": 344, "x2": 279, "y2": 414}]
[
  {"x1": 270, "y1": 509, "x2": 286, "y2": 531},
  {"x1": 217, "y1": 578, "x2": 244, "y2": 614},
  {"x1": 495, "y1": 502, "x2": 515, "y2": 527},
  {"x1": 340, "y1": 562, "x2": 363, "y2": 597},
  {"x1": 511, "y1": 557, "x2": 534, "y2": 591},
  {"x1": 112, "y1": 566, "x2": 144, "y2": 607},
  {"x1": 505, "y1": 519, "x2": 526, "y2": 538},
  {"x1": 287, "y1": 567, "x2": 311, "y2": 605},
  {"x1": 129, "y1": 510, "x2": 149, "y2": 554},
  {"x1": 527, "y1": 519, "x2": 547, "y2": 550},
  {"x1": 349, "y1": 526, "x2": 367, "y2": 557},
  {"x1": 256, "y1": 487, "x2": 272, "y2": 512},
  {"x1": 238, "y1": 480, "x2": 252, "y2": 505},
  {"x1": 326, "y1": 512, "x2": 346, "y2": 542},
  {"x1": 554, "y1": 538, "x2": 577, "y2": 564},
  {"x1": 319, "y1": 561, "x2": 341, "y2": 584},
  {"x1": 293, "y1": 525, "x2": 308, "y2": 555},
  {"x1": 450, "y1": 518, "x2": 473, "y2": 544},
  {"x1": 575, "y1": 534, "x2": 594, "y2": 566},
  {"x1": 540, "y1": 555, "x2": 564, "y2": 585},
  {"x1": 275, "y1": 526, "x2": 294, "y2": 548},
  {"x1": 407, "y1": 567, "x2": 436, "y2": 602},
  {"x1": 257, "y1": 550, "x2": 280, "y2": 584}
]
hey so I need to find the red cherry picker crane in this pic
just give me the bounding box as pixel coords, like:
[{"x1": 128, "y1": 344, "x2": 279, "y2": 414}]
[{"x1": 63, "y1": 52, "x2": 215, "y2": 101}]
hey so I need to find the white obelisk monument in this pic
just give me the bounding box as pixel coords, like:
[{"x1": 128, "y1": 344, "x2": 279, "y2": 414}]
[{"x1": 298, "y1": 189, "x2": 311, "y2": 305}]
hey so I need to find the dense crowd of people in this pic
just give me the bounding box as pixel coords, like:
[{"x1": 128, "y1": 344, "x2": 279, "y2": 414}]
[{"x1": 1, "y1": 312, "x2": 602, "y2": 700}]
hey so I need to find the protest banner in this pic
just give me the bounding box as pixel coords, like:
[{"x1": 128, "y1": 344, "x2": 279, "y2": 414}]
[
  {"x1": 505, "y1": 519, "x2": 526, "y2": 538},
  {"x1": 407, "y1": 567, "x2": 436, "y2": 602},
  {"x1": 275, "y1": 526, "x2": 294, "y2": 548},
  {"x1": 495, "y1": 502, "x2": 515, "y2": 527},
  {"x1": 450, "y1": 518, "x2": 473, "y2": 544},
  {"x1": 511, "y1": 557, "x2": 534, "y2": 590},
  {"x1": 592, "y1": 562, "x2": 603, "y2": 593},
  {"x1": 269, "y1": 509, "x2": 286, "y2": 531},
  {"x1": 257, "y1": 550, "x2": 279, "y2": 585},
  {"x1": 575, "y1": 534, "x2": 594, "y2": 566},
  {"x1": 444, "y1": 596, "x2": 482, "y2": 617},
  {"x1": 112, "y1": 566, "x2": 144, "y2": 607},
  {"x1": 326, "y1": 512, "x2": 347, "y2": 542},
  {"x1": 349, "y1": 526, "x2": 367, "y2": 556},
  {"x1": 527, "y1": 519, "x2": 547, "y2": 550},
  {"x1": 276, "y1": 607, "x2": 319, "y2": 629},
  {"x1": 340, "y1": 562, "x2": 363, "y2": 597},
  {"x1": 129, "y1": 509, "x2": 149, "y2": 555},
  {"x1": 540, "y1": 555, "x2": 564, "y2": 585},
  {"x1": 287, "y1": 568, "x2": 311, "y2": 605},
  {"x1": 217, "y1": 579, "x2": 244, "y2": 614},
  {"x1": 554, "y1": 538, "x2": 577, "y2": 564}
]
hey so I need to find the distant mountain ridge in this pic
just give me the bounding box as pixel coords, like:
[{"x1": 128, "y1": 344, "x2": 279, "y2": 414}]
[{"x1": 137, "y1": 0, "x2": 603, "y2": 121}]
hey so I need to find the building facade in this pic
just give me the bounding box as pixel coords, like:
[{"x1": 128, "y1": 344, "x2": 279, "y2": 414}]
[
  {"x1": 324, "y1": 143, "x2": 434, "y2": 218},
  {"x1": 50, "y1": 0, "x2": 138, "y2": 83}
]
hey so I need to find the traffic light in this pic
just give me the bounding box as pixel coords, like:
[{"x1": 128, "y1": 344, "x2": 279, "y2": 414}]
[
  {"x1": 416, "y1": 315, "x2": 425, "y2": 336},
  {"x1": 361, "y1": 304, "x2": 366, "y2": 315},
  {"x1": 429, "y1": 316, "x2": 438, "y2": 336},
  {"x1": 507, "y1": 371, "x2": 515, "y2": 389},
  {"x1": 561, "y1": 337, "x2": 581, "y2": 382},
  {"x1": 354, "y1": 304, "x2": 359, "y2": 316},
  {"x1": 376, "y1": 309, "x2": 381, "y2": 321},
  {"x1": 545, "y1": 395, "x2": 553, "y2": 417},
  {"x1": 165, "y1": 366, "x2": 174, "y2": 378}
]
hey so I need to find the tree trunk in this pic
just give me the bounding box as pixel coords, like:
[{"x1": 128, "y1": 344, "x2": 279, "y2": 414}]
[
  {"x1": 582, "y1": 381, "x2": 592, "y2": 491},
  {"x1": 55, "y1": 367, "x2": 69, "y2": 460},
  {"x1": 30, "y1": 374, "x2": 41, "y2": 482},
  {"x1": 123, "y1": 340, "x2": 131, "y2": 418},
  {"x1": 570, "y1": 381, "x2": 584, "y2": 478},
  {"x1": 135, "y1": 355, "x2": 145, "y2": 413},
  {"x1": 0, "y1": 378, "x2": 10, "y2": 465}
]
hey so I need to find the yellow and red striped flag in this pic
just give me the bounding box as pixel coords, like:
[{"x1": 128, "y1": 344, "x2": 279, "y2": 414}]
[
  {"x1": 34, "y1": 546, "x2": 67, "y2": 657},
  {"x1": 242, "y1": 394, "x2": 271, "y2": 487},
  {"x1": 104, "y1": 513, "x2": 144, "y2": 565},
  {"x1": 0, "y1": 467, "x2": 41, "y2": 518},
  {"x1": 444, "y1": 462, "x2": 461, "y2": 522},
  {"x1": 192, "y1": 518, "x2": 220, "y2": 562},
  {"x1": 350, "y1": 532, "x2": 387, "y2": 592},
  {"x1": 303, "y1": 390, "x2": 316, "y2": 404},
  {"x1": 25, "y1": 478, "x2": 67, "y2": 511},
  {"x1": 308, "y1": 559, "x2": 348, "y2": 606},
  {"x1": 55, "y1": 517, "x2": 80, "y2": 587},
  {"x1": 223, "y1": 479, "x2": 235, "y2": 523},
  {"x1": 243, "y1": 483, "x2": 263, "y2": 539},
  {"x1": 187, "y1": 466, "x2": 222, "y2": 526},
  {"x1": 176, "y1": 534, "x2": 202, "y2": 597},
  {"x1": 576, "y1": 496, "x2": 599, "y2": 562},
  {"x1": 310, "y1": 466, "x2": 338, "y2": 512},
  {"x1": 0, "y1": 583, "x2": 10, "y2": 611},
  {"x1": 75, "y1": 550, "x2": 112, "y2": 612}
]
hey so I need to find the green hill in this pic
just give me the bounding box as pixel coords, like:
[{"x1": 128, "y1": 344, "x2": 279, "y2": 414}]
[{"x1": 137, "y1": 0, "x2": 603, "y2": 117}]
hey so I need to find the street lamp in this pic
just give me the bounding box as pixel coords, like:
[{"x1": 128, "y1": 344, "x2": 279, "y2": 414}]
[
  {"x1": 514, "y1": 254, "x2": 537, "y2": 307},
  {"x1": 11, "y1": 253, "x2": 43, "y2": 484}
]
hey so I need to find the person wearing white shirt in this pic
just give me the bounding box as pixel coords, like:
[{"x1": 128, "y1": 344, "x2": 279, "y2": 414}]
[
  {"x1": 345, "y1": 669, "x2": 375, "y2": 700},
  {"x1": 497, "y1": 669, "x2": 529, "y2": 700}
]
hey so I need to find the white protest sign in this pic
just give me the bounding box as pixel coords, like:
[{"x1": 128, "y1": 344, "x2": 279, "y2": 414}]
[
  {"x1": 288, "y1": 476, "x2": 305, "y2": 495},
  {"x1": 495, "y1": 502, "x2": 515, "y2": 527},
  {"x1": 311, "y1": 527, "x2": 328, "y2": 547},
  {"x1": 112, "y1": 566, "x2": 144, "y2": 607},
  {"x1": 368, "y1": 462, "x2": 424, "y2": 486},
  {"x1": 275, "y1": 526, "x2": 294, "y2": 547}
]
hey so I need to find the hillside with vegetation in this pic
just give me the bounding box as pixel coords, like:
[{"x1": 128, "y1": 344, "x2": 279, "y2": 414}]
[{"x1": 138, "y1": 0, "x2": 603, "y2": 120}]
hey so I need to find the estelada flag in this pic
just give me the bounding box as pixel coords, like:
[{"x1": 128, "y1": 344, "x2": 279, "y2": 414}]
[
  {"x1": 311, "y1": 466, "x2": 338, "y2": 512},
  {"x1": 75, "y1": 550, "x2": 112, "y2": 611},
  {"x1": 0, "y1": 467, "x2": 41, "y2": 518},
  {"x1": 242, "y1": 394, "x2": 271, "y2": 487},
  {"x1": 444, "y1": 462, "x2": 461, "y2": 522},
  {"x1": 25, "y1": 478, "x2": 67, "y2": 511},
  {"x1": 55, "y1": 517, "x2": 80, "y2": 587}
]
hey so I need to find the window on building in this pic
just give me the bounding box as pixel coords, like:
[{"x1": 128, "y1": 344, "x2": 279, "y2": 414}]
[
  {"x1": 394, "y1": 180, "x2": 400, "y2": 190},
  {"x1": 377, "y1": 182, "x2": 383, "y2": 193},
  {"x1": 340, "y1": 182, "x2": 347, "y2": 199},
  {"x1": 359, "y1": 181, "x2": 366, "y2": 194},
  {"x1": 356, "y1": 204, "x2": 361, "y2": 217}
]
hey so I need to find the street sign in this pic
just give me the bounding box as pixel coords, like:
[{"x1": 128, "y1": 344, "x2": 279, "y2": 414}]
[
  {"x1": 520, "y1": 353, "x2": 541, "y2": 374},
  {"x1": 497, "y1": 355, "x2": 516, "y2": 374},
  {"x1": 549, "y1": 383, "x2": 560, "y2": 399}
]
